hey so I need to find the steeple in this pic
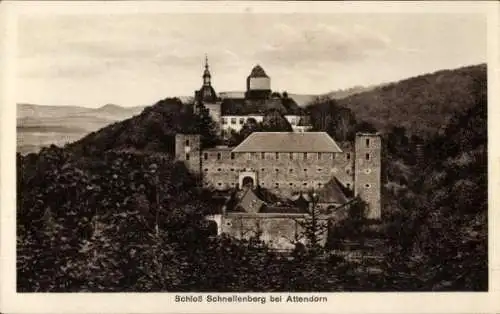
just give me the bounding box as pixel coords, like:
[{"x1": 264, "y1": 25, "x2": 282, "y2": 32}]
[{"x1": 203, "y1": 54, "x2": 211, "y2": 86}]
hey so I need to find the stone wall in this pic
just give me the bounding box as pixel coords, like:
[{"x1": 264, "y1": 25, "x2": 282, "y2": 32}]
[
  {"x1": 221, "y1": 213, "x2": 309, "y2": 250},
  {"x1": 354, "y1": 133, "x2": 382, "y2": 219},
  {"x1": 200, "y1": 149, "x2": 355, "y2": 197}
]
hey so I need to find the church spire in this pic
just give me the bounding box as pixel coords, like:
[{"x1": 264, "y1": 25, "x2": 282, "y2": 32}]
[{"x1": 203, "y1": 54, "x2": 211, "y2": 86}]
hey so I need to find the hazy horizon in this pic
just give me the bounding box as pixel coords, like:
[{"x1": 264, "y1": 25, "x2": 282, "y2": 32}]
[{"x1": 17, "y1": 13, "x2": 486, "y2": 108}]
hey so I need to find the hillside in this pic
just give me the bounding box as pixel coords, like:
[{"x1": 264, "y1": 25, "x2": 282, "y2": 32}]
[
  {"x1": 335, "y1": 64, "x2": 486, "y2": 136},
  {"x1": 65, "y1": 98, "x2": 207, "y2": 156}
]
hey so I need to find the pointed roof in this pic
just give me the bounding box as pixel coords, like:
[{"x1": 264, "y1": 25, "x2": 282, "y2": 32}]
[
  {"x1": 235, "y1": 188, "x2": 265, "y2": 213},
  {"x1": 249, "y1": 65, "x2": 269, "y2": 78},
  {"x1": 315, "y1": 178, "x2": 349, "y2": 204},
  {"x1": 203, "y1": 55, "x2": 211, "y2": 78},
  {"x1": 232, "y1": 132, "x2": 343, "y2": 153}
]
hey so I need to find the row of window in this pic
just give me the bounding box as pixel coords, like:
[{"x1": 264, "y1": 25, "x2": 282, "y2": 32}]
[
  {"x1": 188, "y1": 139, "x2": 372, "y2": 149},
  {"x1": 220, "y1": 117, "x2": 301, "y2": 126},
  {"x1": 203, "y1": 166, "x2": 355, "y2": 173},
  {"x1": 202, "y1": 152, "x2": 361, "y2": 161},
  {"x1": 207, "y1": 181, "x2": 373, "y2": 190}
]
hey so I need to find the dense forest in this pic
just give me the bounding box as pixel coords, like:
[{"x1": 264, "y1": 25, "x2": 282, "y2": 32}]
[
  {"x1": 335, "y1": 64, "x2": 486, "y2": 137},
  {"x1": 17, "y1": 64, "x2": 487, "y2": 291}
]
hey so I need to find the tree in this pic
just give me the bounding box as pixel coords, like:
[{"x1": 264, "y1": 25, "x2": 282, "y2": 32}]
[{"x1": 261, "y1": 109, "x2": 293, "y2": 132}]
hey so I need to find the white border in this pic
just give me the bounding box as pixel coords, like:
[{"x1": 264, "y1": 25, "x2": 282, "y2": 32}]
[{"x1": 1, "y1": 1, "x2": 499, "y2": 313}]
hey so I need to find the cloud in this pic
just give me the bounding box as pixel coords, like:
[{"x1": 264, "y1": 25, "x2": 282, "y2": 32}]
[{"x1": 254, "y1": 22, "x2": 392, "y2": 66}]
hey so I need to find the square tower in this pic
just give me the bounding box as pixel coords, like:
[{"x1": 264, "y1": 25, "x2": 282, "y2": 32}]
[
  {"x1": 175, "y1": 134, "x2": 202, "y2": 176},
  {"x1": 354, "y1": 133, "x2": 382, "y2": 219}
]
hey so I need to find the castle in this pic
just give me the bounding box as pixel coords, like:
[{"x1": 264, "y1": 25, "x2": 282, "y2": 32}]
[
  {"x1": 194, "y1": 56, "x2": 312, "y2": 136},
  {"x1": 176, "y1": 57, "x2": 382, "y2": 250}
]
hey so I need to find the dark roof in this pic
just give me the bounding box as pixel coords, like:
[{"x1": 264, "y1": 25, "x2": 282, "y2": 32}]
[
  {"x1": 221, "y1": 97, "x2": 303, "y2": 115},
  {"x1": 195, "y1": 85, "x2": 218, "y2": 103},
  {"x1": 236, "y1": 188, "x2": 265, "y2": 213},
  {"x1": 260, "y1": 204, "x2": 308, "y2": 214},
  {"x1": 248, "y1": 65, "x2": 269, "y2": 78},
  {"x1": 232, "y1": 132, "x2": 343, "y2": 153},
  {"x1": 316, "y1": 178, "x2": 349, "y2": 204}
]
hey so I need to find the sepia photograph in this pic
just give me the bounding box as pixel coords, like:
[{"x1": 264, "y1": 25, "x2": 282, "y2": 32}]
[{"x1": 1, "y1": 1, "x2": 499, "y2": 312}]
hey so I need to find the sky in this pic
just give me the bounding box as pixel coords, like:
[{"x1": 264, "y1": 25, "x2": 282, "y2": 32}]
[{"x1": 17, "y1": 13, "x2": 486, "y2": 108}]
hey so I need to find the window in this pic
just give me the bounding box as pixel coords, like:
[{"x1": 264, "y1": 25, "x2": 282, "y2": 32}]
[
  {"x1": 261, "y1": 168, "x2": 265, "y2": 172},
  {"x1": 366, "y1": 138, "x2": 370, "y2": 147},
  {"x1": 289, "y1": 153, "x2": 294, "y2": 160},
  {"x1": 204, "y1": 168, "x2": 208, "y2": 172},
  {"x1": 346, "y1": 153, "x2": 351, "y2": 160},
  {"x1": 218, "y1": 182, "x2": 222, "y2": 186},
  {"x1": 332, "y1": 153, "x2": 336, "y2": 160},
  {"x1": 365, "y1": 153, "x2": 370, "y2": 160},
  {"x1": 275, "y1": 152, "x2": 280, "y2": 160},
  {"x1": 317, "y1": 152, "x2": 322, "y2": 160},
  {"x1": 317, "y1": 168, "x2": 322, "y2": 172},
  {"x1": 318, "y1": 183, "x2": 323, "y2": 188},
  {"x1": 217, "y1": 153, "x2": 221, "y2": 160},
  {"x1": 365, "y1": 183, "x2": 371, "y2": 188},
  {"x1": 204, "y1": 153, "x2": 208, "y2": 160},
  {"x1": 289, "y1": 168, "x2": 293, "y2": 173},
  {"x1": 185, "y1": 153, "x2": 190, "y2": 160},
  {"x1": 289, "y1": 183, "x2": 293, "y2": 186},
  {"x1": 222, "y1": 118, "x2": 227, "y2": 125},
  {"x1": 261, "y1": 152, "x2": 265, "y2": 160},
  {"x1": 364, "y1": 168, "x2": 372, "y2": 174},
  {"x1": 247, "y1": 153, "x2": 252, "y2": 160},
  {"x1": 239, "y1": 117, "x2": 245, "y2": 124},
  {"x1": 217, "y1": 168, "x2": 222, "y2": 172},
  {"x1": 346, "y1": 168, "x2": 351, "y2": 175},
  {"x1": 303, "y1": 182, "x2": 308, "y2": 186},
  {"x1": 275, "y1": 168, "x2": 279, "y2": 173},
  {"x1": 304, "y1": 168, "x2": 308, "y2": 172},
  {"x1": 346, "y1": 183, "x2": 351, "y2": 189},
  {"x1": 231, "y1": 118, "x2": 236, "y2": 125},
  {"x1": 231, "y1": 153, "x2": 235, "y2": 160},
  {"x1": 303, "y1": 152, "x2": 308, "y2": 160},
  {"x1": 275, "y1": 183, "x2": 280, "y2": 188},
  {"x1": 185, "y1": 139, "x2": 190, "y2": 146},
  {"x1": 230, "y1": 168, "x2": 234, "y2": 171}
]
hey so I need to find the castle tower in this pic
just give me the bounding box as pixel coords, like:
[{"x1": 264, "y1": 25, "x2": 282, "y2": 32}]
[
  {"x1": 175, "y1": 134, "x2": 202, "y2": 177},
  {"x1": 354, "y1": 133, "x2": 382, "y2": 219},
  {"x1": 245, "y1": 65, "x2": 271, "y2": 100},
  {"x1": 194, "y1": 55, "x2": 221, "y2": 125}
]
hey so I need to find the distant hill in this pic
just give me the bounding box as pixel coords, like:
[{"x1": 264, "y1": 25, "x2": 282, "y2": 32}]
[
  {"x1": 17, "y1": 103, "x2": 145, "y2": 154},
  {"x1": 334, "y1": 64, "x2": 486, "y2": 136}
]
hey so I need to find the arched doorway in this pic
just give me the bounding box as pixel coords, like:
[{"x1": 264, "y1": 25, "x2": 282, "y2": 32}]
[
  {"x1": 238, "y1": 171, "x2": 257, "y2": 190},
  {"x1": 242, "y1": 176, "x2": 255, "y2": 189}
]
